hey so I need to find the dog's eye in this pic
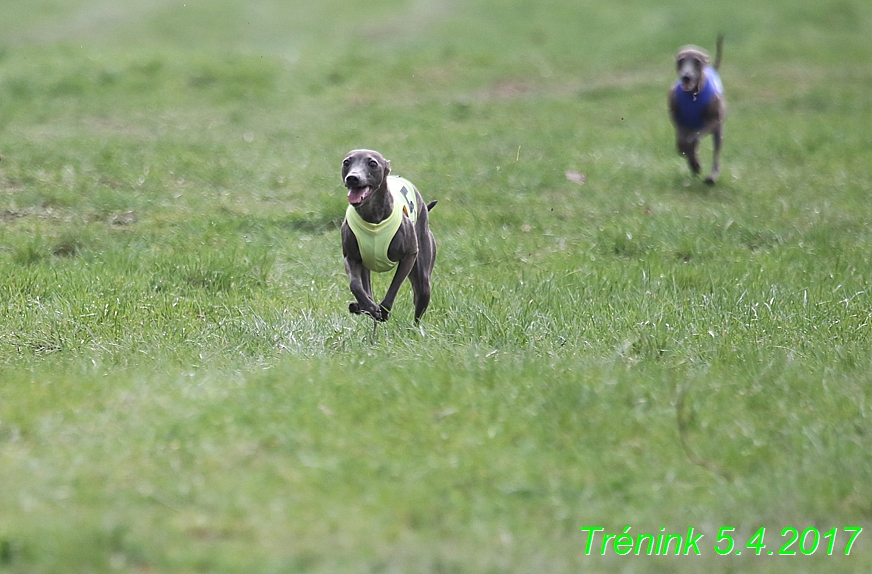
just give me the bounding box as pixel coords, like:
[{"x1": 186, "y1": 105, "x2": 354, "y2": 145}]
[
  {"x1": 368, "y1": 160, "x2": 378, "y2": 168},
  {"x1": 342, "y1": 159, "x2": 350, "y2": 167}
]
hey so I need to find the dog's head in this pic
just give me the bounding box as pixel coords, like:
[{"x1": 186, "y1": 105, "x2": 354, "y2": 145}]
[
  {"x1": 342, "y1": 149, "x2": 391, "y2": 207},
  {"x1": 675, "y1": 46, "x2": 709, "y2": 93}
]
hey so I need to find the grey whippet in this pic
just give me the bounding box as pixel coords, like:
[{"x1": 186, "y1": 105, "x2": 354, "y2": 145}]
[
  {"x1": 668, "y1": 35, "x2": 726, "y2": 184},
  {"x1": 341, "y1": 149, "x2": 436, "y2": 324}
]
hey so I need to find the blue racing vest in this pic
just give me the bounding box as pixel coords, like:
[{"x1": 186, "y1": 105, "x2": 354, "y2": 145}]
[{"x1": 674, "y1": 66, "x2": 723, "y2": 131}]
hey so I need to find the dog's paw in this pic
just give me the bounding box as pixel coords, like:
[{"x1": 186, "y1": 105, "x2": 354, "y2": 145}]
[
  {"x1": 377, "y1": 306, "x2": 390, "y2": 322},
  {"x1": 351, "y1": 301, "x2": 386, "y2": 321},
  {"x1": 704, "y1": 176, "x2": 716, "y2": 185}
]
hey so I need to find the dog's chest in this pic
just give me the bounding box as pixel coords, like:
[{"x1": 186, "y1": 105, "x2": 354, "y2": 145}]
[
  {"x1": 344, "y1": 176, "x2": 420, "y2": 273},
  {"x1": 674, "y1": 67, "x2": 723, "y2": 130}
]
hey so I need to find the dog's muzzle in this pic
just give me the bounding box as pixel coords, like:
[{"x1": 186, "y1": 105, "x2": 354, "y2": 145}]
[
  {"x1": 680, "y1": 76, "x2": 695, "y2": 92},
  {"x1": 345, "y1": 174, "x2": 373, "y2": 205},
  {"x1": 346, "y1": 184, "x2": 372, "y2": 206}
]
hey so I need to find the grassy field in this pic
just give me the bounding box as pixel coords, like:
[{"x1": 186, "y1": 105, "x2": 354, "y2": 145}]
[{"x1": 1, "y1": 0, "x2": 871, "y2": 572}]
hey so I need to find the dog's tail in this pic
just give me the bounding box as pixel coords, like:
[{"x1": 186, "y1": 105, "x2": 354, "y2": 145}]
[
  {"x1": 427, "y1": 200, "x2": 437, "y2": 211},
  {"x1": 713, "y1": 34, "x2": 724, "y2": 70}
]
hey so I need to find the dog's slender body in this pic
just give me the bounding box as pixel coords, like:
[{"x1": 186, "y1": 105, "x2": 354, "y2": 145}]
[
  {"x1": 341, "y1": 149, "x2": 436, "y2": 324},
  {"x1": 668, "y1": 35, "x2": 725, "y2": 184}
]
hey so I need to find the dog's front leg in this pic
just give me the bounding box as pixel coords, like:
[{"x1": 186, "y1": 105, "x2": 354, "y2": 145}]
[
  {"x1": 345, "y1": 257, "x2": 383, "y2": 320},
  {"x1": 706, "y1": 125, "x2": 722, "y2": 184},
  {"x1": 377, "y1": 254, "x2": 416, "y2": 322},
  {"x1": 677, "y1": 132, "x2": 701, "y2": 175},
  {"x1": 700, "y1": 119, "x2": 723, "y2": 185}
]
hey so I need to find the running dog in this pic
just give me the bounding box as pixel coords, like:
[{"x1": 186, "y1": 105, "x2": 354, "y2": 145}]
[
  {"x1": 341, "y1": 149, "x2": 436, "y2": 323},
  {"x1": 668, "y1": 35, "x2": 726, "y2": 184}
]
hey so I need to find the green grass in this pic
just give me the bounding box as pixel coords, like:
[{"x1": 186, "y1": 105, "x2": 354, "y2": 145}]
[{"x1": 1, "y1": 0, "x2": 871, "y2": 572}]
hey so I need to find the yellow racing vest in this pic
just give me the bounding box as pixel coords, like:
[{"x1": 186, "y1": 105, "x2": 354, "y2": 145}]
[{"x1": 344, "y1": 176, "x2": 420, "y2": 272}]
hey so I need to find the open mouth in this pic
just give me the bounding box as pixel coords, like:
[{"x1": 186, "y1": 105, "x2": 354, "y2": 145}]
[
  {"x1": 680, "y1": 77, "x2": 696, "y2": 92},
  {"x1": 347, "y1": 185, "x2": 372, "y2": 206}
]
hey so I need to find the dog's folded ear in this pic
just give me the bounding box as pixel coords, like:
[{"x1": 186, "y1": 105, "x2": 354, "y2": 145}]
[
  {"x1": 676, "y1": 48, "x2": 709, "y2": 68},
  {"x1": 384, "y1": 159, "x2": 391, "y2": 178}
]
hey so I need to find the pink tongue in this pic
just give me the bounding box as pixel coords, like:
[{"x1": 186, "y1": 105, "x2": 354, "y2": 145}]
[{"x1": 348, "y1": 186, "x2": 369, "y2": 205}]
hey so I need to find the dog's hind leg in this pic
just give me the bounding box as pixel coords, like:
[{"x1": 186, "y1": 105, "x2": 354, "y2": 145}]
[
  {"x1": 408, "y1": 233, "x2": 435, "y2": 323},
  {"x1": 407, "y1": 263, "x2": 431, "y2": 324}
]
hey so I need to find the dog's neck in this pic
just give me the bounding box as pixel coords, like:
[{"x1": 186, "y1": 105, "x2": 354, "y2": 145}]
[
  {"x1": 353, "y1": 180, "x2": 393, "y2": 224},
  {"x1": 691, "y1": 73, "x2": 708, "y2": 97}
]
